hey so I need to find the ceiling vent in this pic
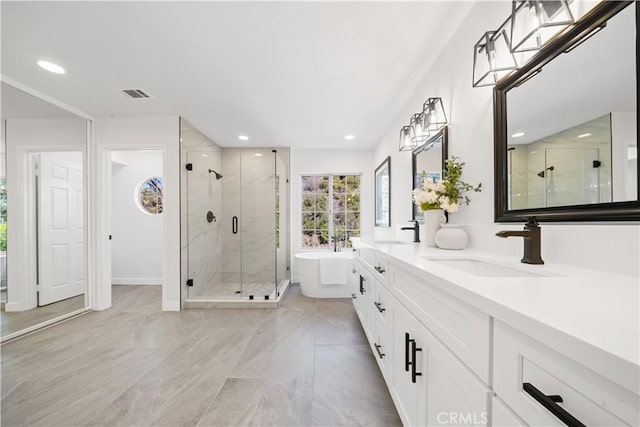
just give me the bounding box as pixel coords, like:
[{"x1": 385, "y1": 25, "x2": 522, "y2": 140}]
[{"x1": 120, "y1": 89, "x2": 151, "y2": 99}]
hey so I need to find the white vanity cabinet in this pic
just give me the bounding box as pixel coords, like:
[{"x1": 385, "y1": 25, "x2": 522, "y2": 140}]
[
  {"x1": 493, "y1": 320, "x2": 639, "y2": 427},
  {"x1": 389, "y1": 274, "x2": 490, "y2": 427},
  {"x1": 350, "y1": 241, "x2": 639, "y2": 427}
]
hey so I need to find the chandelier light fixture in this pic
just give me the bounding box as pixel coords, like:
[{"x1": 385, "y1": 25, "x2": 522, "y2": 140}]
[
  {"x1": 473, "y1": 17, "x2": 518, "y2": 87},
  {"x1": 410, "y1": 112, "x2": 430, "y2": 145},
  {"x1": 399, "y1": 98, "x2": 448, "y2": 151},
  {"x1": 510, "y1": 0, "x2": 575, "y2": 53},
  {"x1": 422, "y1": 98, "x2": 448, "y2": 133},
  {"x1": 398, "y1": 125, "x2": 415, "y2": 151}
]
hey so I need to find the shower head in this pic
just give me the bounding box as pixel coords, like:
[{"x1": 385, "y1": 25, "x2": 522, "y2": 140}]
[
  {"x1": 537, "y1": 165, "x2": 555, "y2": 178},
  {"x1": 208, "y1": 169, "x2": 223, "y2": 180}
]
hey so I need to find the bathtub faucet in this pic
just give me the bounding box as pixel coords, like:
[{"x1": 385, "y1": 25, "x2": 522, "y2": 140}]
[
  {"x1": 401, "y1": 220, "x2": 420, "y2": 243},
  {"x1": 331, "y1": 235, "x2": 342, "y2": 252}
]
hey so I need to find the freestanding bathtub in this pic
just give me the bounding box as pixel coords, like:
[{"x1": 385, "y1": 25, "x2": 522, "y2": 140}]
[{"x1": 295, "y1": 251, "x2": 353, "y2": 298}]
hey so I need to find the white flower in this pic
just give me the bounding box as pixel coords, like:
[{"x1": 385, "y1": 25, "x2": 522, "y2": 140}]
[{"x1": 440, "y1": 199, "x2": 459, "y2": 213}]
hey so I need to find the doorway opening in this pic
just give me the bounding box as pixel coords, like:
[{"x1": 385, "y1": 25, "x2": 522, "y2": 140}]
[{"x1": 108, "y1": 150, "x2": 164, "y2": 310}]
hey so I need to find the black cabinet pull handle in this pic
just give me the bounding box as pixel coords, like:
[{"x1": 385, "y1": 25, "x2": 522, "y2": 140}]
[
  {"x1": 523, "y1": 383, "x2": 585, "y2": 427},
  {"x1": 374, "y1": 301, "x2": 385, "y2": 313},
  {"x1": 411, "y1": 340, "x2": 422, "y2": 383},
  {"x1": 351, "y1": 293, "x2": 357, "y2": 299},
  {"x1": 374, "y1": 266, "x2": 385, "y2": 274},
  {"x1": 359, "y1": 275, "x2": 365, "y2": 295},
  {"x1": 405, "y1": 333, "x2": 412, "y2": 372},
  {"x1": 374, "y1": 343, "x2": 385, "y2": 359},
  {"x1": 232, "y1": 216, "x2": 238, "y2": 234}
]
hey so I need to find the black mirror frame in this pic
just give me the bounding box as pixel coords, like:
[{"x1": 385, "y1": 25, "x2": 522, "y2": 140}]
[
  {"x1": 412, "y1": 126, "x2": 449, "y2": 221},
  {"x1": 494, "y1": 1, "x2": 640, "y2": 222},
  {"x1": 375, "y1": 156, "x2": 391, "y2": 227}
]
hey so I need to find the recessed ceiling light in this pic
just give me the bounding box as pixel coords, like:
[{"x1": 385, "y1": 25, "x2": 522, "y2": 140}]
[
  {"x1": 511, "y1": 132, "x2": 525, "y2": 138},
  {"x1": 201, "y1": 154, "x2": 209, "y2": 157},
  {"x1": 238, "y1": 135, "x2": 249, "y2": 141},
  {"x1": 577, "y1": 133, "x2": 592, "y2": 138},
  {"x1": 37, "y1": 60, "x2": 66, "y2": 74},
  {"x1": 344, "y1": 135, "x2": 355, "y2": 141},
  {"x1": 254, "y1": 153, "x2": 263, "y2": 157}
]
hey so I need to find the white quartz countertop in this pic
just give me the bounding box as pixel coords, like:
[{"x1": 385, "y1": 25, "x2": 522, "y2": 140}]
[{"x1": 352, "y1": 238, "x2": 640, "y2": 394}]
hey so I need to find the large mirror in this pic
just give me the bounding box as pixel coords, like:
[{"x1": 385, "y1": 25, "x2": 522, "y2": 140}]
[
  {"x1": 1, "y1": 82, "x2": 89, "y2": 339},
  {"x1": 494, "y1": 1, "x2": 638, "y2": 221},
  {"x1": 412, "y1": 127, "x2": 449, "y2": 220}
]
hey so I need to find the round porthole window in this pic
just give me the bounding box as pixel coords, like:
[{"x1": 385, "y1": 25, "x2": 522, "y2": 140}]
[{"x1": 136, "y1": 177, "x2": 163, "y2": 215}]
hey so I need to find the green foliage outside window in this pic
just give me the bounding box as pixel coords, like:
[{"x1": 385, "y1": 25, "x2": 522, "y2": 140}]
[{"x1": 301, "y1": 174, "x2": 361, "y2": 249}]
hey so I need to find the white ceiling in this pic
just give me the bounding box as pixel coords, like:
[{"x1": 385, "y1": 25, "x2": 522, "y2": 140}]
[{"x1": 1, "y1": 1, "x2": 474, "y2": 149}]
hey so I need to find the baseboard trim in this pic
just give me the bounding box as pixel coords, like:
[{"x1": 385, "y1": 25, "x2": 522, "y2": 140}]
[{"x1": 112, "y1": 278, "x2": 162, "y2": 285}]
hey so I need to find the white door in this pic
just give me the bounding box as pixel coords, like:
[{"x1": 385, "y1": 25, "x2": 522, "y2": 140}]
[{"x1": 38, "y1": 153, "x2": 85, "y2": 305}]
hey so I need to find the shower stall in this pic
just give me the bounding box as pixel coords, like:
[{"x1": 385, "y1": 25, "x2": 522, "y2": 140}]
[{"x1": 180, "y1": 119, "x2": 290, "y2": 306}]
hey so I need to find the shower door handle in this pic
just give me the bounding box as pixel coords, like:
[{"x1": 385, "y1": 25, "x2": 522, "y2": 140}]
[{"x1": 232, "y1": 216, "x2": 238, "y2": 234}]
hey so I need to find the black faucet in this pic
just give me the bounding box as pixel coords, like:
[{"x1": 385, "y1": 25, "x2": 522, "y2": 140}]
[
  {"x1": 496, "y1": 217, "x2": 544, "y2": 265},
  {"x1": 401, "y1": 220, "x2": 420, "y2": 243}
]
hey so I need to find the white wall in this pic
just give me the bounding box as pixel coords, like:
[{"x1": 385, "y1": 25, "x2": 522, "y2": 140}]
[
  {"x1": 373, "y1": 1, "x2": 639, "y2": 277},
  {"x1": 290, "y1": 148, "x2": 373, "y2": 281},
  {"x1": 110, "y1": 150, "x2": 163, "y2": 285},
  {"x1": 94, "y1": 116, "x2": 180, "y2": 310}
]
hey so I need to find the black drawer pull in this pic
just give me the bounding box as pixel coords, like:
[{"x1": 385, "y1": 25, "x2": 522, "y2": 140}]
[
  {"x1": 374, "y1": 301, "x2": 385, "y2": 313},
  {"x1": 374, "y1": 343, "x2": 385, "y2": 359},
  {"x1": 351, "y1": 293, "x2": 357, "y2": 299},
  {"x1": 374, "y1": 266, "x2": 385, "y2": 274},
  {"x1": 411, "y1": 340, "x2": 422, "y2": 383},
  {"x1": 405, "y1": 333, "x2": 412, "y2": 372},
  {"x1": 359, "y1": 275, "x2": 365, "y2": 295},
  {"x1": 523, "y1": 383, "x2": 585, "y2": 427}
]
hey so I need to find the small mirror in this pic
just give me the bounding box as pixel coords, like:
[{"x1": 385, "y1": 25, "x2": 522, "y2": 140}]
[
  {"x1": 412, "y1": 127, "x2": 449, "y2": 220},
  {"x1": 495, "y1": 1, "x2": 638, "y2": 221},
  {"x1": 375, "y1": 156, "x2": 391, "y2": 227}
]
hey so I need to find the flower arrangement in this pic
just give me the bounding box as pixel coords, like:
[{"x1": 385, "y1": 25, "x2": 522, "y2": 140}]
[{"x1": 412, "y1": 157, "x2": 482, "y2": 213}]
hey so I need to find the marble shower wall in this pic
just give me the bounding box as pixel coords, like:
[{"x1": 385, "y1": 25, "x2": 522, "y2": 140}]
[{"x1": 180, "y1": 119, "x2": 223, "y2": 300}]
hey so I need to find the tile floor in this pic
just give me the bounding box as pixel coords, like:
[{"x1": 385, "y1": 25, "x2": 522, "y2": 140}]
[
  {"x1": 1, "y1": 294, "x2": 85, "y2": 337},
  {"x1": 1, "y1": 285, "x2": 401, "y2": 426}
]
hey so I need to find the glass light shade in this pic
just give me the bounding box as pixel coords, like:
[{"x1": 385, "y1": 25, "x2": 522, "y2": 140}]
[
  {"x1": 410, "y1": 112, "x2": 430, "y2": 145},
  {"x1": 422, "y1": 98, "x2": 447, "y2": 132},
  {"x1": 399, "y1": 125, "x2": 415, "y2": 151},
  {"x1": 473, "y1": 18, "x2": 519, "y2": 87},
  {"x1": 510, "y1": 0, "x2": 575, "y2": 53}
]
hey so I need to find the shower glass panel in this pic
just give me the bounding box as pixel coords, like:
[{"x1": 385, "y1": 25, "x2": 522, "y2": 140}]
[
  {"x1": 545, "y1": 148, "x2": 602, "y2": 207},
  {"x1": 181, "y1": 123, "x2": 290, "y2": 303}
]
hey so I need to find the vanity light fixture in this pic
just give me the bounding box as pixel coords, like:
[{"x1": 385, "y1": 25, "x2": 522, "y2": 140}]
[
  {"x1": 238, "y1": 135, "x2": 249, "y2": 141},
  {"x1": 37, "y1": 60, "x2": 66, "y2": 74},
  {"x1": 512, "y1": 132, "x2": 525, "y2": 138},
  {"x1": 510, "y1": 0, "x2": 574, "y2": 53},
  {"x1": 422, "y1": 98, "x2": 448, "y2": 133},
  {"x1": 472, "y1": 17, "x2": 518, "y2": 87},
  {"x1": 398, "y1": 125, "x2": 416, "y2": 151},
  {"x1": 410, "y1": 112, "x2": 430, "y2": 145}
]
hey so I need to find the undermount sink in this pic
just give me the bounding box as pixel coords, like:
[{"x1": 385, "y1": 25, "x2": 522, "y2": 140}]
[{"x1": 425, "y1": 258, "x2": 553, "y2": 278}]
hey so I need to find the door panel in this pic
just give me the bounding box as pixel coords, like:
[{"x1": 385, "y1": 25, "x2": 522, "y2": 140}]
[{"x1": 38, "y1": 153, "x2": 85, "y2": 306}]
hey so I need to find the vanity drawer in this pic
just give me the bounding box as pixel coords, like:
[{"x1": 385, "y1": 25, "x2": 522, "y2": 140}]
[
  {"x1": 373, "y1": 279, "x2": 393, "y2": 336},
  {"x1": 373, "y1": 317, "x2": 393, "y2": 385},
  {"x1": 390, "y1": 266, "x2": 491, "y2": 383},
  {"x1": 494, "y1": 320, "x2": 639, "y2": 426},
  {"x1": 373, "y1": 253, "x2": 390, "y2": 288}
]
